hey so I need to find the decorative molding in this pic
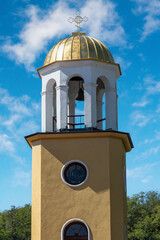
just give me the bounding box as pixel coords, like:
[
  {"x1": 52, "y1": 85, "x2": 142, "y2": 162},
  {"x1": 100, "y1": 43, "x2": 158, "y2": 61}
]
[
  {"x1": 41, "y1": 90, "x2": 54, "y2": 96},
  {"x1": 55, "y1": 85, "x2": 69, "y2": 91},
  {"x1": 37, "y1": 59, "x2": 122, "y2": 80}
]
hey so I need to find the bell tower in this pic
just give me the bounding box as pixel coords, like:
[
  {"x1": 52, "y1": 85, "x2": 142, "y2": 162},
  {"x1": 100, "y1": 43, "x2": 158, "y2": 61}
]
[{"x1": 26, "y1": 31, "x2": 133, "y2": 240}]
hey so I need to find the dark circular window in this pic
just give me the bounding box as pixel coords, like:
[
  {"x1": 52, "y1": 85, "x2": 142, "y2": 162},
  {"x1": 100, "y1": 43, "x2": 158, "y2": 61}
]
[
  {"x1": 64, "y1": 221, "x2": 88, "y2": 240},
  {"x1": 62, "y1": 161, "x2": 88, "y2": 186}
]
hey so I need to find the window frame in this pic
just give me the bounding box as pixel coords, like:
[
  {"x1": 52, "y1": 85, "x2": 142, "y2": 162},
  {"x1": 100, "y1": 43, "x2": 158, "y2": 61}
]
[
  {"x1": 61, "y1": 160, "x2": 89, "y2": 187},
  {"x1": 61, "y1": 219, "x2": 90, "y2": 240}
]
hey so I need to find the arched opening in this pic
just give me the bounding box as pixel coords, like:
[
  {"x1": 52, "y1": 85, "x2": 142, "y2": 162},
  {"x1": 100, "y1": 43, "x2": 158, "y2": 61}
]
[
  {"x1": 44, "y1": 78, "x2": 57, "y2": 132},
  {"x1": 63, "y1": 221, "x2": 88, "y2": 240},
  {"x1": 68, "y1": 76, "x2": 85, "y2": 129},
  {"x1": 52, "y1": 82, "x2": 56, "y2": 131},
  {"x1": 96, "y1": 78, "x2": 105, "y2": 130}
]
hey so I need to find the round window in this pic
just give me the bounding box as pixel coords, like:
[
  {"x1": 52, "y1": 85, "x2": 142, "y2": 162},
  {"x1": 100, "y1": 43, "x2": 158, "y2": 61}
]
[{"x1": 61, "y1": 160, "x2": 88, "y2": 187}]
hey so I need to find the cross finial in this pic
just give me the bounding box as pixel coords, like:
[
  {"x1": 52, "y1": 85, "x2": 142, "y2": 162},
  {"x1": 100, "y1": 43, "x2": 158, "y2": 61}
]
[{"x1": 68, "y1": 12, "x2": 88, "y2": 32}]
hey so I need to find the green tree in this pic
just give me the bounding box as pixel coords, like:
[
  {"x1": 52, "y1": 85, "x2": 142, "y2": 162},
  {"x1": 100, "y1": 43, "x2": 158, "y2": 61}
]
[
  {"x1": 127, "y1": 191, "x2": 160, "y2": 240},
  {"x1": 0, "y1": 204, "x2": 31, "y2": 240}
]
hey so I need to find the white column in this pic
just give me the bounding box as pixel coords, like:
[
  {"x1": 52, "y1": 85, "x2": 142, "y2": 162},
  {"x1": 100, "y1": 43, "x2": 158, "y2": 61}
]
[
  {"x1": 56, "y1": 84, "x2": 68, "y2": 130},
  {"x1": 97, "y1": 99, "x2": 103, "y2": 130},
  {"x1": 41, "y1": 90, "x2": 53, "y2": 132},
  {"x1": 105, "y1": 87, "x2": 117, "y2": 130},
  {"x1": 84, "y1": 83, "x2": 97, "y2": 128},
  {"x1": 41, "y1": 91, "x2": 46, "y2": 132},
  {"x1": 53, "y1": 86, "x2": 56, "y2": 131},
  {"x1": 68, "y1": 82, "x2": 78, "y2": 129}
]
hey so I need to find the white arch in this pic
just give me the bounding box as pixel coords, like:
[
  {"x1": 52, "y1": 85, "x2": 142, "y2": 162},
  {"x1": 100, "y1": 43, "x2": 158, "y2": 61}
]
[
  {"x1": 67, "y1": 74, "x2": 85, "y2": 84},
  {"x1": 61, "y1": 218, "x2": 90, "y2": 240},
  {"x1": 46, "y1": 78, "x2": 56, "y2": 91},
  {"x1": 97, "y1": 75, "x2": 110, "y2": 89},
  {"x1": 68, "y1": 76, "x2": 85, "y2": 129},
  {"x1": 41, "y1": 78, "x2": 57, "y2": 132}
]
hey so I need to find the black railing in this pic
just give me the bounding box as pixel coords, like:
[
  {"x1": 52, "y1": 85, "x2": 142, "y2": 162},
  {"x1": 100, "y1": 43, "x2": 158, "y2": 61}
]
[
  {"x1": 67, "y1": 115, "x2": 85, "y2": 129},
  {"x1": 52, "y1": 116, "x2": 106, "y2": 131},
  {"x1": 97, "y1": 118, "x2": 106, "y2": 123}
]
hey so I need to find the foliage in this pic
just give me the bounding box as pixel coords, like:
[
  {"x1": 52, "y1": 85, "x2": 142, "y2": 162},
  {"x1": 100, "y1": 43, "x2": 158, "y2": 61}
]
[
  {"x1": 0, "y1": 192, "x2": 160, "y2": 240},
  {"x1": 127, "y1": 191, "x2": 160, "y2": 240},
  {"x1": 0, "y1": 204, "x2": 31, "y2": 240}
]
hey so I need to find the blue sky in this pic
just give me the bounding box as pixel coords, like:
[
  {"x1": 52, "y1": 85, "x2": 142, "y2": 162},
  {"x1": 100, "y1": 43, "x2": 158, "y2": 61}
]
[{"x1": 0, "y1": 0, "x2": 160, "y2": 211}]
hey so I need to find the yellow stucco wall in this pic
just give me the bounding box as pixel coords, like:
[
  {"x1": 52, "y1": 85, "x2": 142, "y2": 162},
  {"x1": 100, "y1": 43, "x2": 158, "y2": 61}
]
[
  {"x1": 30, "y1": 132, "x2": 129, "y2": 240},
  {"x1": 32, "y1": 141, "x2": 41, "y2": 240}
]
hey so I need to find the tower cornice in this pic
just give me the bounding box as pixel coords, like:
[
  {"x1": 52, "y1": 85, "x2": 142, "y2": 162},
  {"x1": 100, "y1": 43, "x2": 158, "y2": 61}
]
[
  {"x1": 25, "y1": 130, "x2": 133, "y2": 152},
  {"x1": 37, "y1": 59, "x2": 121, "y2": 79}
]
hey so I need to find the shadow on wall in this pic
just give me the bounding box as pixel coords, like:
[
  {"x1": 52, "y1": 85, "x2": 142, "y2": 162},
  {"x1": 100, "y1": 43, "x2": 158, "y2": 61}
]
[{"x1": 39, "y1": 137, "x2": 110, "y2": 193}]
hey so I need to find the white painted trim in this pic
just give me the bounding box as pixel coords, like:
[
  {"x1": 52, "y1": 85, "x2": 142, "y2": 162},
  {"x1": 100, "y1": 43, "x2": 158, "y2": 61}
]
[
  {"x1": 61, "y1": 160, "x2": 89, "y2": 188},
  {"x1": 61, "y1": 218, "x2": 90, "y2": 240}
]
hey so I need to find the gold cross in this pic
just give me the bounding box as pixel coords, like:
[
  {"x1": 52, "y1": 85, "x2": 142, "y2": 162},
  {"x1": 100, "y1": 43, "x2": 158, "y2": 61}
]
[{"x1": 68, "y1": 12, "x2": 88, "y2": 31}]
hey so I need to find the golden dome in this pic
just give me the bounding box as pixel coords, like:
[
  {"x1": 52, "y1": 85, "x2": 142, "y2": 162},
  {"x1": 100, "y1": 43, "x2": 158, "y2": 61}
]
[{"x1": 44, "y1": 32, "x2": 115, "y2": 66}]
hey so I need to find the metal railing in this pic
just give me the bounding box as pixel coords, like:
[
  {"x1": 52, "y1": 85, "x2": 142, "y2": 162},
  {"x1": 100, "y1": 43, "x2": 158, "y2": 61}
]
[
  {"x1": 67, "y1": 115, "x2": 85, "y2": 129},
  {"x1": 52, "y1": 116, "x2": 106, "y2": 131},
  {"x1": 97, "y1": 118, "x2": 106, "y2": 123}
]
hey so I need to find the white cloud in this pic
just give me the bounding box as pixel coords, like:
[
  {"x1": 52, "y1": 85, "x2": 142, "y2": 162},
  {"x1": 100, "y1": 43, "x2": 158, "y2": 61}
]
[
  {"x1": 0, "y1": 87, "x2": 40, "y2": 164},
  {"x1": 130, "y1": 110, "x2": 151, "y2": 126},
  {"x1": 81, "y1": 0, "x2": 127, "y2": 46},
  {"x1": 0, "y1": 88, "x2": 31, "y2": 116},
  {"x1": 141, "y1": 146, "x2": 160, "y2": 158},
  {"x1": 0, "y1": 88, "x2": 40, "y2": 130},
  {"x1": 0, "y1": 134, "x2": 15, "y2": 153},
  {"x1": 131, "y1": 75, "x2": 160, "y2": 126},
  {"x1": 114, "y1": 56, "x2": 131, "y2": 71},
  {"x1": 127, "y1": 162, "x2": 158, "y2": 179},
  {"x1": 143, "y1": 75, "x2": 155, "y2": 85},
  {"x1": 146, "y1": 82, "x2": 160, "y2": 95},
  {"x1": 142, "y1": 75, "x2": 160, "y2": 95},
  {"x1": 132, "y1": 98, "x2": 149, "y2": 107},
  {"x1": 138, "y1": 131, "x2": 160, "y2": 145},
  {"x1": 2, "y1": 3, "x2": 73, "y2": 70},
  {"x1": 156, "y1": 104, "x2": 160, "y2": 112},
  {"x1": 141, "y1": 176, "x2": 152, "y2": 183},
  {"x1": 3, "y1": 114, "x2": 22, "y2": 127},
  {"x1": 2, "y1": 0, "x2": 127, "y2": 70},
  {"x1": 133, "y1": 146, "x2": 160, "y2": 162},
  {"x1": 12, "y1": 169, "x2": 31, "y2": 187},
  {"x1": 132, "y1": 0, "x2": 160, "y2": 40},
  {"x1": 144, "y1": 131, "x2": 160, "y2": 143},
  {"x1": 138, "y1": 53, "x2": 146, "y2": 61}
]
